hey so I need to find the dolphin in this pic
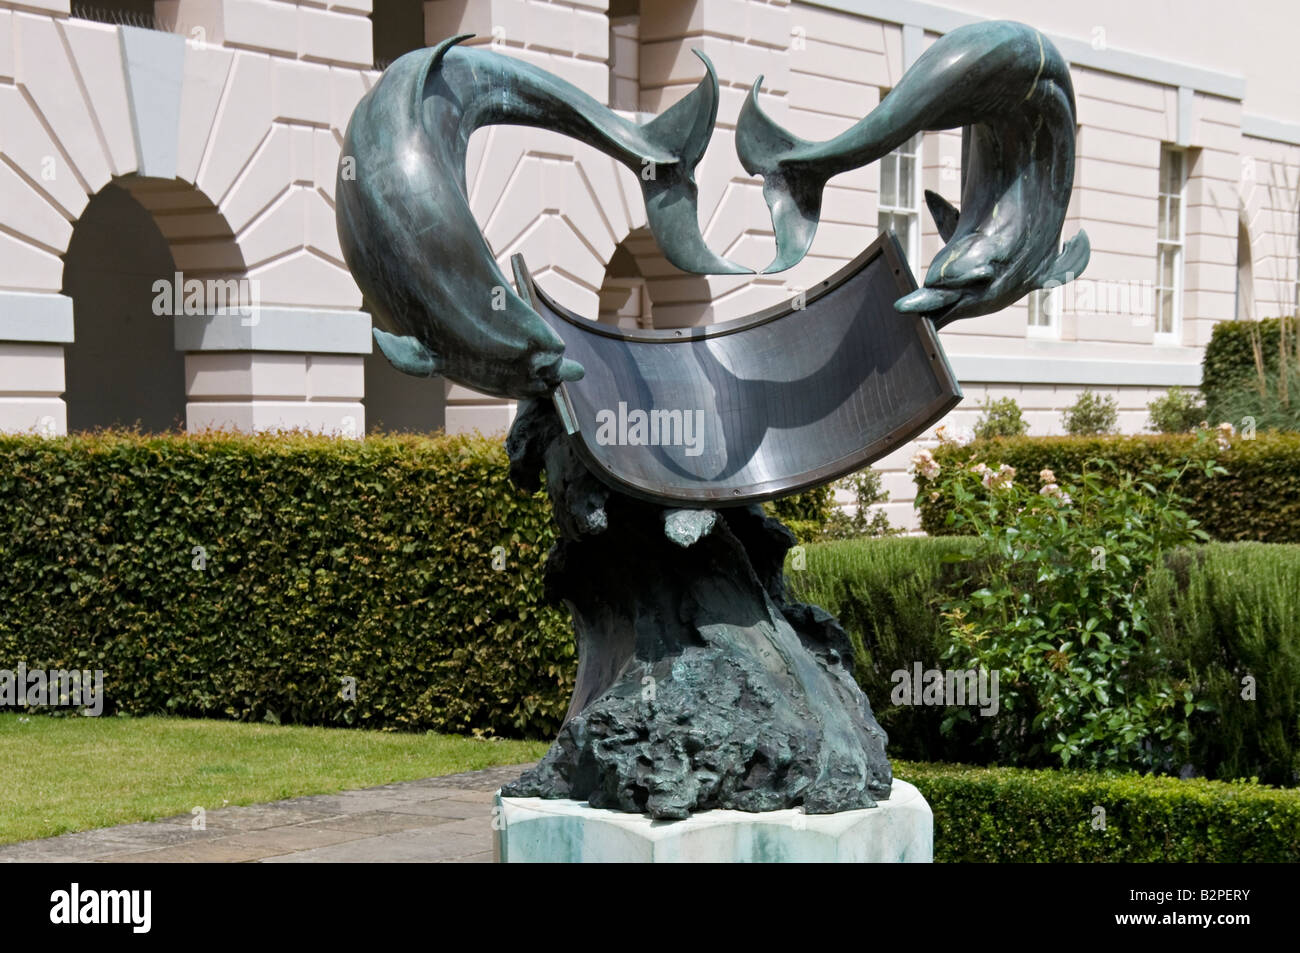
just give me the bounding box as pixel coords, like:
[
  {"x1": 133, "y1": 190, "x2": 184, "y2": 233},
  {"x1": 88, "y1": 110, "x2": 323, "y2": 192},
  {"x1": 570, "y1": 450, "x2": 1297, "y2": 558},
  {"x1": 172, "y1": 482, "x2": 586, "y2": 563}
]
[
  {"x1": 735, "y1": 19, "x2": 1089, "y2": 326},
  {"x1": 337, "y1": 35, "x2": 748, "y2": 400}
]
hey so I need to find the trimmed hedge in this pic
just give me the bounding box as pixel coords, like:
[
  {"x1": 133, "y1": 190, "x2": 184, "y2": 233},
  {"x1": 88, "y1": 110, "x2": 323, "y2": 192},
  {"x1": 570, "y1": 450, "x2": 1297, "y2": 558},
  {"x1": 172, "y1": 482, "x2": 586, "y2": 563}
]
[
  {"x1": 914, "y1": 433, "x2": 1300, "y2": 543},
  {"x1": 897, "y1": 760, "x2": 1300, "y2": 862},
  {"x1": 0, "y1": 431, "x2": 574, "y2": 737},
  {"x1": 1202, "y1": 315, "x2": 1298, "y2": 407},
  {"x1": 788, "y1": 537, "x2": 1300, "y2": 785}
]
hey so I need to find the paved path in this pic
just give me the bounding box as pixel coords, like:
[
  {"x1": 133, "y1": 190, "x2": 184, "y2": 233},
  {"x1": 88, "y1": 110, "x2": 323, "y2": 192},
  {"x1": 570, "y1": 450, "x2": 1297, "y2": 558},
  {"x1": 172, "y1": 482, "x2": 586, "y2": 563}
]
[{"x1": 0, "y1": 762, "x2": 533, "y2": 863}]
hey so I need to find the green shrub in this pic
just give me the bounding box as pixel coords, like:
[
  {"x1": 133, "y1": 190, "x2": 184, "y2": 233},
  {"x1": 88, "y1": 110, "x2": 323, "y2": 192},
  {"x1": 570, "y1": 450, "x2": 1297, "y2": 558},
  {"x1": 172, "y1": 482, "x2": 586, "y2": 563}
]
[
  {"x1": 1061, "y1": 388, "x2": 1119, "y2": 435},
  {"x1": 1202, "y1": 314, "x2": 1300, "y2": 410},
  {"x1": 768, "y1": 470, "x2": 896, "y2": 542},
  {"x1": 896, "y1": 760, "x2": 1300, "y2": 862},
  {"x1": 788, "y1": 537, "x2": 1300, "y2": 786},
  {"x1": 1147, "y1": 543, "x2": 1300, "y2": 786},
  {"x1": 973, "y1": 396, "x2": 1029, "y2": 439},
  {"x1": 930, "y1": 452, "x2": 1217, "y2": 771},
  {"x1": 821, "y1": 469, "x2": 898, "y2": 540},
  {"x1": 0, "y1": 431, "x2": 575, "y2": 737},
  {"x1": 765, "y1": 483, "x2": 834, "y2": 543},
  {"x1": 1209, "y1": 362, "x2": 1300, "y2": 434},
  {"x1": 915, "y1": 432, "x2": 1300, "y2": 543},
  {"x1": 1147, "y1": 386, "x2": 1206, "y2": 433}
]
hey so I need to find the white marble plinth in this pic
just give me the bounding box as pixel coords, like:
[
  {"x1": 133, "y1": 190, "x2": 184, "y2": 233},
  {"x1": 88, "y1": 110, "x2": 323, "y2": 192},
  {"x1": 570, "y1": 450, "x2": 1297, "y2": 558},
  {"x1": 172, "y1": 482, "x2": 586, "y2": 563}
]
[{"x1": 493, "y1": 779, "x2": 932, "y2": 863}]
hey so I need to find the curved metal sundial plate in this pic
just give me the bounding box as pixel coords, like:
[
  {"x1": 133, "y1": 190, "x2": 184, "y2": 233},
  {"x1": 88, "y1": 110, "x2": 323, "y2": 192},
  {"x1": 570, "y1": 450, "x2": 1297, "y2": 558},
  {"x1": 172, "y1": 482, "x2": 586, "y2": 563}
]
[{"x1": 513, "y1": 234, "x2": 962, "y2": 507}]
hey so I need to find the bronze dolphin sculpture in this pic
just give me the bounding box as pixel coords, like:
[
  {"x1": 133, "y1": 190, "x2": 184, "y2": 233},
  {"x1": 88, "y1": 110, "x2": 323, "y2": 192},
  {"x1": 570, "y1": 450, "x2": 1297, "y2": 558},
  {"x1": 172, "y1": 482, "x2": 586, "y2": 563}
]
[
  {"x1": 336, "y1": 35, "x2": 747, "y2": 400},
  {"x1": 736, "y1": 19, "x2": 1089, "y2": 326}
]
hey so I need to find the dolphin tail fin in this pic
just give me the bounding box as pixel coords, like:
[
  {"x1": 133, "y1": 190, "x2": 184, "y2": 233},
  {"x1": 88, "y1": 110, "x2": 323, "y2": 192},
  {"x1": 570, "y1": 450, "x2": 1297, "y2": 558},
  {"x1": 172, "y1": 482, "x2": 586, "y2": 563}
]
[
  {"x1": 373, "y1": 328, "x2": 444, "y2": 378},
  {"x1": 1044, "y1": 229, "x2": 1090, "y2": 285},
  {"x1": 640, "y1": 50, "x2": 718, "y2": 170},
  {"x1": 924, "y1": 190, "x2": 961, "y2": 242},
  {"x1": 736, "y1": 79, "x2": 825, "y2": 273},
  {"x1": 635, "y1": 51, "x2": 749, "y2": 276}
]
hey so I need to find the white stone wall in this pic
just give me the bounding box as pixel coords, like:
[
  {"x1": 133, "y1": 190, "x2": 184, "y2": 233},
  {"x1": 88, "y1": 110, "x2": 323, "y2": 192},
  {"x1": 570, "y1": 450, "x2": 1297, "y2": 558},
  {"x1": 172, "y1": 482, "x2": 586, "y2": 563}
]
[{"x1": 0, "y1": 0, "x2": 376, "y2": 436}]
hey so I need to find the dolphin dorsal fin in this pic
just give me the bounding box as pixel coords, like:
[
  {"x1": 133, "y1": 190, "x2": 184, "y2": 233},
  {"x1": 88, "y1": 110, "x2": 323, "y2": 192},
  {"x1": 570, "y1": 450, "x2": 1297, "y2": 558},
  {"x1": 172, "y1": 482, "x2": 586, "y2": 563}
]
[
  {"x1": 1043, "y1": 230, "x2": 1091, "y2": 285},
  {"x1": 924, "y1": 190, "x2": 961, "y2": 242},
  {"x1": 373, "y1": 328, "x2": 444, "y2": 378}
]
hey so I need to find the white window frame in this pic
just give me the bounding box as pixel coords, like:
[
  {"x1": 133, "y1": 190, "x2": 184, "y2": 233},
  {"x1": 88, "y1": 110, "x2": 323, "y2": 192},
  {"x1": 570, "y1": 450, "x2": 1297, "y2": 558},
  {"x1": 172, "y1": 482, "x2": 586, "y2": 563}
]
[
  {"x1": 1155, "y1": 145, "x2": 1187, "y2": 345},
  {"x1": 878, "y1": 133, "x2": 923, "y2": 268}
]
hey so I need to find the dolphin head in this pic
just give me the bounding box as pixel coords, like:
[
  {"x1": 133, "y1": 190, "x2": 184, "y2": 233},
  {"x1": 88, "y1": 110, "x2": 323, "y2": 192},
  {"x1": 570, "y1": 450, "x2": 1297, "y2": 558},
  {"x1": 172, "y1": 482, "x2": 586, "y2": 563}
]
[{"x1": 895, "y1": 232, "x2": 1005, "y2": 324}]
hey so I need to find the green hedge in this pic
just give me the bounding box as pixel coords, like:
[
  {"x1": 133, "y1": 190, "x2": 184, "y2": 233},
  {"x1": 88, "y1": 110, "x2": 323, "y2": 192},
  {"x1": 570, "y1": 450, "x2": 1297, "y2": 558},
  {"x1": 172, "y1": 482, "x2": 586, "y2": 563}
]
[
  {"x1": 1202, "y1": 315, "x2": 1298, "y2": 407},
  {"x1": 914, "y1": 433, "x2": 1300, "y2": 542},
  {"x1": 788, "y1": 537, "x2": 1300, "y2": 785},
  {"x1": 897, "y1": 760, "x2": 1300, "y2": 862},
  {"x1": 0, "y1": 432, "x2": 574, "y2": 737}
]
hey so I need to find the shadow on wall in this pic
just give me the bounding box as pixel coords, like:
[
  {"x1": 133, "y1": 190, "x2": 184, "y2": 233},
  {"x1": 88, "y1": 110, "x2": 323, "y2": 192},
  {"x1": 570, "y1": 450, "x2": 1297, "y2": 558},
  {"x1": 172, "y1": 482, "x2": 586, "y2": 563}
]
[
  {"x1": 371, "y1": 0, "x2": 426, "y2": 70},
  {"x1": 61, "y1": 184, "x2": 186, "y2": 433}
]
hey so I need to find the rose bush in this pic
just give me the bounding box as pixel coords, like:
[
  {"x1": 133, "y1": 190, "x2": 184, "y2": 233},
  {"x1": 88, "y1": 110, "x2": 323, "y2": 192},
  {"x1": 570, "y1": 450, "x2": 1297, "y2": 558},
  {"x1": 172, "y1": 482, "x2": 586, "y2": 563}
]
[{"x1": 914, "y1": 431, "x2": 1226, "y2": 771}]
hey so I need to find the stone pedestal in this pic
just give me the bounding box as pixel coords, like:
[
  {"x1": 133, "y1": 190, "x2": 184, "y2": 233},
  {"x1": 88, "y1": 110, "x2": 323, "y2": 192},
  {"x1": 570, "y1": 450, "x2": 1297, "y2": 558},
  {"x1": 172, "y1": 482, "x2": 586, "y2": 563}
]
[{"x1": 493, "y1": 780, "x2": 932, "y2": 863}]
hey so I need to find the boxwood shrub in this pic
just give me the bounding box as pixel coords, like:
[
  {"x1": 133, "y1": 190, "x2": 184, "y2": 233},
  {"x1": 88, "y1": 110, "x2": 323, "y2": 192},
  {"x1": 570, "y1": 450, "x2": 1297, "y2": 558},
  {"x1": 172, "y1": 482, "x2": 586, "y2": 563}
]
[
  {"x1": 0, "y1": 431, "x2": 574, "y2": 737},
  {"x1": 897, "y1": 760, "x2": 1300, "y2": 862},
  {"x1": 914, "y1": 433, "x2": 1300, "y2": 543}
]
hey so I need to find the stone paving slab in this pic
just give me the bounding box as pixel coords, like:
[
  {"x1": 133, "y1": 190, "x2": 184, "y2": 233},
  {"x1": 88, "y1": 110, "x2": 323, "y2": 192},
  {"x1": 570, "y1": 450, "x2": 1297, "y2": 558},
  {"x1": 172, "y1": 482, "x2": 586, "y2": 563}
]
[
  {"x1": 0, "y1": 761, "x2": 535, "y2": 864},
  {"x1": 298, "y1": 811, "x2": 456, "y2": 836},
  {"x1": 259, "y1": 829, "x2": 489, "y2": 863}
]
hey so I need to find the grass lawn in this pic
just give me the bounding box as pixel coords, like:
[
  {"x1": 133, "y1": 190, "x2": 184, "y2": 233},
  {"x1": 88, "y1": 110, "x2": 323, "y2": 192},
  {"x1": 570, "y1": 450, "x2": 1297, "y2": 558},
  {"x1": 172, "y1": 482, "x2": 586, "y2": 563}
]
[{"x1": 0, "y1": 714, "x2": 548, "y2": 844}]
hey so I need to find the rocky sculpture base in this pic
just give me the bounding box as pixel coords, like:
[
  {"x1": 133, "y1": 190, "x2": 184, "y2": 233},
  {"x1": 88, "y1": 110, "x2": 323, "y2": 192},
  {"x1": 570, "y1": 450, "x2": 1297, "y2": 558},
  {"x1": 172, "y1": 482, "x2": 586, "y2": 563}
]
[
  {"x1": 501, "y1": 399, "x2": 892, "y2": 820},
  {"x1": 493, "y1": 782, "x2": 932, "y2": 863}
]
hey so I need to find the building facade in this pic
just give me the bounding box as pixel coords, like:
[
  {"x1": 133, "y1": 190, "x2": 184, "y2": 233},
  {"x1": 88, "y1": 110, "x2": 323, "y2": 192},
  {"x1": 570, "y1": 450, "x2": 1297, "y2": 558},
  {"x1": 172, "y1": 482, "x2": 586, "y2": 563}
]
[{"x1": 0, "y1": 0, "x2": 1296, "y2": 529}]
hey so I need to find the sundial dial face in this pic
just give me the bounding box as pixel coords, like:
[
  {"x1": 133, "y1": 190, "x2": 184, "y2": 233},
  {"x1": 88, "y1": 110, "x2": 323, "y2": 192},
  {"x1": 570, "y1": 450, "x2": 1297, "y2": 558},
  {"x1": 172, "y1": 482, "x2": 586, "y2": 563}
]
[{"x1": 518, "y1": 235, "x2": 961, "y2": 507}]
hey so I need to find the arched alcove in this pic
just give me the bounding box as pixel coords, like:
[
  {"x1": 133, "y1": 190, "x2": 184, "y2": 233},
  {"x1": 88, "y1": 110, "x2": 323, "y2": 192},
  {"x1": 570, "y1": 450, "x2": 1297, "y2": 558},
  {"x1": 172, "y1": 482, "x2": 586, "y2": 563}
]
[
  {"x1": 61, "y1": 176, "x2": 248, "y2": 432},
  {"x1": 596, "y1": 226, "x2": 712, "y2": 330},
  {"x1": 1236, "y1": 216, "x2": 1256, "y2": 321}
]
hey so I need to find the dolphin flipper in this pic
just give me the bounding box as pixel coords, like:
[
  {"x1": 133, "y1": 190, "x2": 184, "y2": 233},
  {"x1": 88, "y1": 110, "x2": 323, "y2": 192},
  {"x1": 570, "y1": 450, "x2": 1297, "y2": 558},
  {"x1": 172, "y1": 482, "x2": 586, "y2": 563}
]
[
  {"x1": 924, "y1": 190, "x2": 961, "y2": 242},
  {"x1": 373, "y1": 328, "x2": 444, "y2": 378},
  {"x1": 1044, "y1": 230, "x2": 1091, "y2": 285}
]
